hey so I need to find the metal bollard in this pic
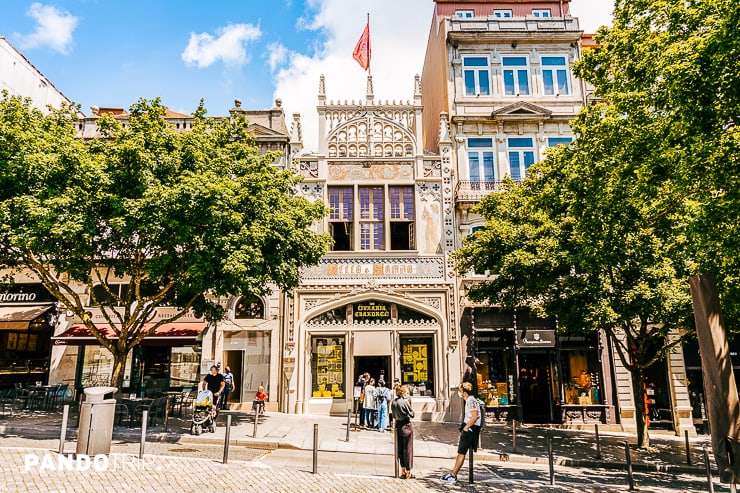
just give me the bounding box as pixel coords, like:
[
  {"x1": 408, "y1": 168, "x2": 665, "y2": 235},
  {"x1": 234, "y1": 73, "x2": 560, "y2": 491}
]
[
  {"x1": 685, "y1": 429, "x2": 691, "y2": 465},
  {"x1": 139, "y1": 410, "x2": 148, "y2": 459},
  {"x1": 704, "y1": 445, "x2": 715, "y2": 493},
  {"x1": 624, "y1": 441, "x2": 635, "y2": 491},
  {"x1": 512, "y1": 420, "x2": 517, "y2": 453},
  {"x1": 468, "y1": 445, "x2": 474, "y2": 484},
  {"x1": 164, "y1": 395, "x2": 170, "y2": 432},
  {"x1": 345, "y1": 409, "x2": 351, "y2": 442},
  {"x1": 312, "y1": 423, "x2": 318, "y2": 474},
  {"x1": 595, "y1": 423, "x2": 602, "y2": 460},
  {"x1": 58, "y1": 404, "x2": 69, "y2": 454},
  {"x1": 548, "y1": 436, "x2": 555, "y2": 485},
  {"x1": 253, "y1": 406, "x2": 259, "y2": 438},
  {"x1": 223, "y1": 414, "x2": 232, "y2": 464}
]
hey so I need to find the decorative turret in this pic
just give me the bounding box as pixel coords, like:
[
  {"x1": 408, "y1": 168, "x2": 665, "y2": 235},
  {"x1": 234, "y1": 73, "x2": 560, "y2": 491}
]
[
  {"x1": 366, "y1": 75, "x2": 374, "y2": 103},
  {"x1": 318, "y1": 74, "x2": 326, "y2": 106},
  {"x1": 438, "y1": 112, "x2": 451, "y2": 145}
]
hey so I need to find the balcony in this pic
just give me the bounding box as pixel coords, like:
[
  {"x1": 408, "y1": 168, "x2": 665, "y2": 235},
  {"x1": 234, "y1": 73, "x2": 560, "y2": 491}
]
[{"x1": 455, "y1": 180, "x2": 504, "y2": 203}]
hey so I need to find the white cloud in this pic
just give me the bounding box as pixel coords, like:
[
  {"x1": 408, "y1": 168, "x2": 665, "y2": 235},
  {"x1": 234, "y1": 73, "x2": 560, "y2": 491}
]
[
  {"x1": 182, "y1": 23, "x2": 261, "y2": 68},
  {"x1": 569, "y1": 0, "x2": 615, "y2": 33},
  {"x1": 18, "y1": 2, "x2": 79, "y2": 54},
  {"x1": 266, "y1": 42, "x2": 288, "y2": 73},
  {"x1": 274, "y1": 0, "x2": 614, "y2": 153}
]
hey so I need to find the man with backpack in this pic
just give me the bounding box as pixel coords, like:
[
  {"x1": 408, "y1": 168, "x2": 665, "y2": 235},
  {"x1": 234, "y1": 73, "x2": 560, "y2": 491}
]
[
  {"x1": 374, "y1": 379, "x2": 391, "y2": 432},
  {"x1": 441, "y1": 382, "x2": 482, "y2": 484}
]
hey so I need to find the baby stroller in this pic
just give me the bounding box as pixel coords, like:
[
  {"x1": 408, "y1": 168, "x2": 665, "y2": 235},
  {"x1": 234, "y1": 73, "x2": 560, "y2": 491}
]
[{"x1": 190, "y1": 389, "x2": 218, "y2": 435}]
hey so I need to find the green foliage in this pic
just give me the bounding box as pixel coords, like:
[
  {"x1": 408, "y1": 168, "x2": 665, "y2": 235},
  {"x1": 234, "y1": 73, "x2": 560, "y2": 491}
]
[{"x1": 0, "y1": 95, "x2": 331, "y2": 379}]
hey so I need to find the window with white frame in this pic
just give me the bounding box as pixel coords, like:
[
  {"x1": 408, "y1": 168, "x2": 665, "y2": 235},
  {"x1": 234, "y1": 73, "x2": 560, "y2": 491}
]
[
  {"x1": 541, "y1": 56, "x2": 570, "y2": 95},
  {"x1": 508, "y1": 138, "x2": 536, "y2": 181},
  {"x1": 532, "y1": 9, "x2": 551, "y2": 17},
  {"x1": 493, "y1": 9, "x2": 512, "y2": 17},
  {"x1": 455, "y1": 10, "x2": 474, "y2": 18},
  {"x1": 467, "y1": 138, "x2": 496, "y2": 184},
  {"x1": 463, "y1": 56, "x2": 491, "y2": 96},
  {"x1": 389, "y1": 186, "x2": 415, "y2": 250},
  {"x1": 329, "y1": 187, "x2": 353, "y2": 251},
  {"x1": 359, "y1": 186, "x2": 384, "y2": 250},
  {"x1": 502, "y1": 56, "x2": 530, "y2": 96},
  {"x1": 547, "y1": 137, "x2": 573, "y2": 148}
]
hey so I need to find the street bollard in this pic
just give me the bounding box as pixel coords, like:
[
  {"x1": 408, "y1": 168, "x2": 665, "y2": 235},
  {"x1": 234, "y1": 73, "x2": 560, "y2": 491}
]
[
  {"x1": 548, "y1": 436, "x2": 555, "y2": 486},
  {"x1": 345, "y1": 409, "x2": 351, "y2": 442},
  {"x1": 512, "y1": 420, "x2": 517, "y2": 453},
  {"x1": 468, "y1": 445, "x2": 474, "y2": 484},
  {"x1": 223, "y1": 414, "x2": 232, "y2": 464},
  {"x1": 253, "y1": 407, "x2": 259, "y2": 438},
  {"x1": 704, "y1": 445, "x2": 715, "y2": 493},
  {"x1": 393, "y1": 426, "x2": 399, "y2": 478},
  {"x1": 58, "y1": 404, "x2": 69, "y2": 454},
  {"x1": 164, "y1": 395, "x2": 170, "y2": 432},
  {"x1": 685, "y1": 429, "x2": 691, "y2": 465},
  {"x1": 139, "y1": 410, "x2": 148, "y2": 459},
  {"x1": 595, "y1": 423, "x2": 602, "y2": 460},
  {"x1": 312, "y1": 423, "x2": 318, "y2": 474},
  {"x1": 624, "y1": 441, "x2": 635, "y2": 492}
]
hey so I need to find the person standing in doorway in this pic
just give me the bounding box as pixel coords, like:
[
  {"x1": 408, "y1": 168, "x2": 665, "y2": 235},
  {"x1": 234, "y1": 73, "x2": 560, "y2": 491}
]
[
  {"x1": 374, "y1": 379, "x2": 391, "y2": 432},
  {"x1": 390, "y1": 384, "x2": 415, "y2": 479},
  {"x1": 221, "y1": 366, "x2": 235, "y2": 410},
  {"x1": 441, "y1": 382, "x2": 482, "y2": 484},
  {"x1": 356, "y1": 373, "x2": 367, "y2": 427},
  {"x1": 363, "y1": 377, "x2": 377, "y2": 429}
]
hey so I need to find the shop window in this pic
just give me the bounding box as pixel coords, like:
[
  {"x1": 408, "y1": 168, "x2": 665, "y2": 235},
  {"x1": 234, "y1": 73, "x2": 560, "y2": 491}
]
[
  {"x1": 80, "y1": 346, "x2": 117, "y2": 387},
  {"x1": 561, "y1": 349, "x2": 602, "y2": 405},
  {"x1": 170, "y1": 347, "x2": 200, "y2": 387},
  {"x1": 477, "y1": 337, "x2": 517, "y2": 405},
  {"x1": 311, "y1": 336, "x2": 345, "y2": 398},
  {"x1": 400, "y1": 336, "x2": 434, "y2": 396},
  {"x1": 235, "y1": 294, "x2": 264, "y2": 319}
]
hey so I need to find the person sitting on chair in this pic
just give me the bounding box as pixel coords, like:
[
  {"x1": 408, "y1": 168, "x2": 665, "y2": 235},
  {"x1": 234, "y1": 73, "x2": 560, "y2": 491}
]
[{"x1": 254, "y1": 386, "x2": 267, "y2": 413}]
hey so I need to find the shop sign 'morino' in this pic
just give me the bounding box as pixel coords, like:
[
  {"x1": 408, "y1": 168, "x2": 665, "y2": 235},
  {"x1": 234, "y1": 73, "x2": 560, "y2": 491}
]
[
  {"x1": 516, "y1": 329, "x2": 556, "y2": 348},
  {"x1": 0, "y1": 284, "x2": 56, "y2": 304}
]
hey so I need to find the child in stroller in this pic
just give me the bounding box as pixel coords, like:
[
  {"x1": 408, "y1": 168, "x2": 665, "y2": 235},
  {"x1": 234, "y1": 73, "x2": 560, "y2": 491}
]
[{"x1": 190, "y1": 389, "x2": 218, "y2": 435}]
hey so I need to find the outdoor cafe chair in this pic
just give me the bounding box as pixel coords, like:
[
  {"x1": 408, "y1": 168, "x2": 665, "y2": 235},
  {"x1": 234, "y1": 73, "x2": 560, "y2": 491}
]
[{"x1": 114, "y1": 403, "x2": 130, "y2": 426}]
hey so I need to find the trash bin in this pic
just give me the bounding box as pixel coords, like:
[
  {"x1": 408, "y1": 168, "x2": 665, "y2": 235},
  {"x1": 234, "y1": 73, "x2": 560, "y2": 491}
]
[{"x1": 76, "y1": 386, "x2": 117, "y2": 456}]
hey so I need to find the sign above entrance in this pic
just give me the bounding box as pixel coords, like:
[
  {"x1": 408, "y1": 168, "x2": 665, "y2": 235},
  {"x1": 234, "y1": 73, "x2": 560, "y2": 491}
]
[
  {"x1": 353, "y1": 302, "x2": 390, "y2": 321},
  {"x1": 516, "y1": 329, "x2": 556, "y2": 348}
]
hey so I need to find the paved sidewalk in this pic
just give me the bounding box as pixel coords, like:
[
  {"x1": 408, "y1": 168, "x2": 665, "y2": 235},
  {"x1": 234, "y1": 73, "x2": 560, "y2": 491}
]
[{"x1": 0, "y1": 407, "x2": 716, "y2": 475}]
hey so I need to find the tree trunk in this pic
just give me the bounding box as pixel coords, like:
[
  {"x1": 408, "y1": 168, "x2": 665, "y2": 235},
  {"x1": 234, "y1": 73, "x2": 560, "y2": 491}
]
[
  {"x1": 109, "y1": 347, "x2": 130, "y2": 392},
  {"x1": 631, "y1": 369, "x2": 650, "y2": 449}
]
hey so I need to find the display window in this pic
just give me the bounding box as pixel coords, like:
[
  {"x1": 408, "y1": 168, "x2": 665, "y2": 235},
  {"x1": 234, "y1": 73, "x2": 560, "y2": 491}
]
[
  {"x1": 311, "y1": 336, "x2": 345, "y2": 398},
  {"x1": 561, "y1": 349, "x2": 601, "y2": 405},
  {"x1": 477, "y1": 348, "x2": 516, "y2": 405},
  {"x1": 400, "y1": 336, "x2": 434, "y2": 396}
]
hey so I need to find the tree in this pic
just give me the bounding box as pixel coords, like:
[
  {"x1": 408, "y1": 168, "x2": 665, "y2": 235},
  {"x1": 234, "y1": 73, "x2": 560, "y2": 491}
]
[{"x1": 0, "y1": 95, "x2": 331, "y2": 389}]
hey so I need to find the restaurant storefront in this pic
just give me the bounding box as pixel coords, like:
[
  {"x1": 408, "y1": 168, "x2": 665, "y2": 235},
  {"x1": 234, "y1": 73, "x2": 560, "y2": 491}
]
[
  {"x1": 0, "y1": 283, "x2": 57, "y2": 388},
  {"x1": 467, "y1": 307, "x2": 616, "y2": 425},
  {"x1": 50, "y1": 307, "x2": 205, "y2": 396}
]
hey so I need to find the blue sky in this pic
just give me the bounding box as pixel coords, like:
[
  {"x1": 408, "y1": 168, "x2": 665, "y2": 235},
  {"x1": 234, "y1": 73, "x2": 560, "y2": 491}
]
[{"x1": 0, "y1": 0, "x2": 613, "y2": 151}]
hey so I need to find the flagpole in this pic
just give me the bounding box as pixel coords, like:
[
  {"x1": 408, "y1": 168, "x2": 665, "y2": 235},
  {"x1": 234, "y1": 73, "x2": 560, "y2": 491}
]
[{"x1": 367, "y1": 12, "x2": 371, "y2": 77}]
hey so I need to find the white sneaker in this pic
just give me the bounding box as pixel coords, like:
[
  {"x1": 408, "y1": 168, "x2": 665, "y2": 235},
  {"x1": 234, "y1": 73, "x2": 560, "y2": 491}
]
[{"x1": 441, "y1": 473, "x2": 457, "y2": 483}]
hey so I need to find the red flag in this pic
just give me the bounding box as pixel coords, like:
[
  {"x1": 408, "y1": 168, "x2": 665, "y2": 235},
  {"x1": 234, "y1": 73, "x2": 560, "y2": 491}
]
[{"x1": 353, "y1": 23, "x2": 371, "y2": 71}]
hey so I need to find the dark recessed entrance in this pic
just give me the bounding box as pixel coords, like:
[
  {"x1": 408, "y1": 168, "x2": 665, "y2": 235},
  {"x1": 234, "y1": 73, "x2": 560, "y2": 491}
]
[
  {"x1": 519, "y1": 352, "x2": 555, "y2": 423},
  {"x1": 354, "y1": 356, "x2": 391, "y2": 386}
]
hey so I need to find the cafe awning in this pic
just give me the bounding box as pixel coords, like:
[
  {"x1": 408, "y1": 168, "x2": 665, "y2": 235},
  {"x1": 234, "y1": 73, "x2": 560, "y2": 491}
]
[
  {"x1": 52, "y1": 322, "x2": 207, "y2": 346},
  {"x1": 0, "y1": 305, "x2": 54, "y2": 330}
]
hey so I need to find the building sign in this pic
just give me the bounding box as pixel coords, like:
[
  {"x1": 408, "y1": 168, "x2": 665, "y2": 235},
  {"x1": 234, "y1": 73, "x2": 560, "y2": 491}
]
[
  {"x1": 353, "y1": 302, "x2": 390, "y2": 321},
  {"x1": 516, "y1": 329, "x2": 556, "y2": 348},
  {"x1": 0, "y1": 283, "x2": 56, "y2": 304},
  {"x1": 300, "y1": 257, "x2": 445, "y2": 282}
]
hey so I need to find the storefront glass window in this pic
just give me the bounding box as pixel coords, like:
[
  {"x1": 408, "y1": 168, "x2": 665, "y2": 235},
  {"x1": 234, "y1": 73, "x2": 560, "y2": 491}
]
[
  {"x1": 80, "y1": 346, "x2": 116, "y2": 387},
  {"x1": 170, "y1": 347, "x2": 200, "y2": 387},
  {"x1": 561, "y1": 349, "x2": 601, "y2": 405},
  {"x1": 311, "y1": 336, "x2": 345, "y2": 398},
  {"x1": 478, "y1": 348, "x2": 516, "y2": 405},
  {"x1": 400, "y1": 336, "x2": 434, "y2": 396}
]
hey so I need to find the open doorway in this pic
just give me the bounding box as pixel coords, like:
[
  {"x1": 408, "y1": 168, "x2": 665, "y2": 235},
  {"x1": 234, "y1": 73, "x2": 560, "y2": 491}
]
[
  {"x1": 223, "y1": 350, "x2": 243, "y2": 403},
  {"x1": 518, "y1": 351, "x2": 555, "y2": 423},
  {"x1": 354, "y1": 356, "x2": 391, "y2": 386}
]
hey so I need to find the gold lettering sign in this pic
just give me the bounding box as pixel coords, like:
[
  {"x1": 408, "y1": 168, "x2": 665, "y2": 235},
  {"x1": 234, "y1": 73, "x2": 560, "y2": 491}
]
[{"x1": 353, "y1": 302, "x2": 390, "y2": 320}]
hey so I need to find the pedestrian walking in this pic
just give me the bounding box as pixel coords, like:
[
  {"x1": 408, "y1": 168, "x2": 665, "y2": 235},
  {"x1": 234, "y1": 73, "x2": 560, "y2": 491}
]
[
  {"x1": 363, "y1": 378, "x2": 377, "y2": 429},
  {"x1": 390, "y1": 384, "x2": 415, "y2": 479},
  {"x1": 221, "y1": 366, "x2": 235, "y2": 410},
  {"x1": 356, "y1": 373, "x2": 367, "y2": 427},
  {"x1": 441, "y1": 382, "x2": 482, "y2": 484},
  {"x1": 374, "y1": 379, "x2": 391, "y2": 432}
]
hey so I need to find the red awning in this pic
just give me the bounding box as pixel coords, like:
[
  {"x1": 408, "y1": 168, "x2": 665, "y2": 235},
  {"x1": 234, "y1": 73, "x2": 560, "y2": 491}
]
[{"x1": 52, "y1": 322, "x2": 206, "y2": 346}]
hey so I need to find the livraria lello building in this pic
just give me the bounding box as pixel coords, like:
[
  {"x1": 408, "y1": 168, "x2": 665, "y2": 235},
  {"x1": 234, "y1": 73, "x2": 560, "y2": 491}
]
[{"x1": 1, "y1": 1, "x2": 701, "y2": 436}]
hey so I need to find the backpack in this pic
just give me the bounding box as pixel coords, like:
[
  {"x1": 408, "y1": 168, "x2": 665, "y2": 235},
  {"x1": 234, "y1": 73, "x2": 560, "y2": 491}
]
[
  {"x1": 476, "y1": 398, "x2": 487, "y2": 428},
  {"x1": 375, "y1": 387, "x2": 388, "y2": 402}
]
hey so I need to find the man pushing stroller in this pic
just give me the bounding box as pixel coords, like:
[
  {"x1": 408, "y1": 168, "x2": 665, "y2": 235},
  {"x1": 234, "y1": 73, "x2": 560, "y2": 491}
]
[{"x1": 202, "y1": 365, "x2": 225, "y2": 413}]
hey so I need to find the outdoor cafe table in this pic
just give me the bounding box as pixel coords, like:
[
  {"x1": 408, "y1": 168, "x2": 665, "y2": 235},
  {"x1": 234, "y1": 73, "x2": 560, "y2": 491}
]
[
  {"x1": 26, "y1": 385, "x2": 57, "y2": 411},
  {"x1": 118, "y1": 397, "x2": 153, "y2": 425}
]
